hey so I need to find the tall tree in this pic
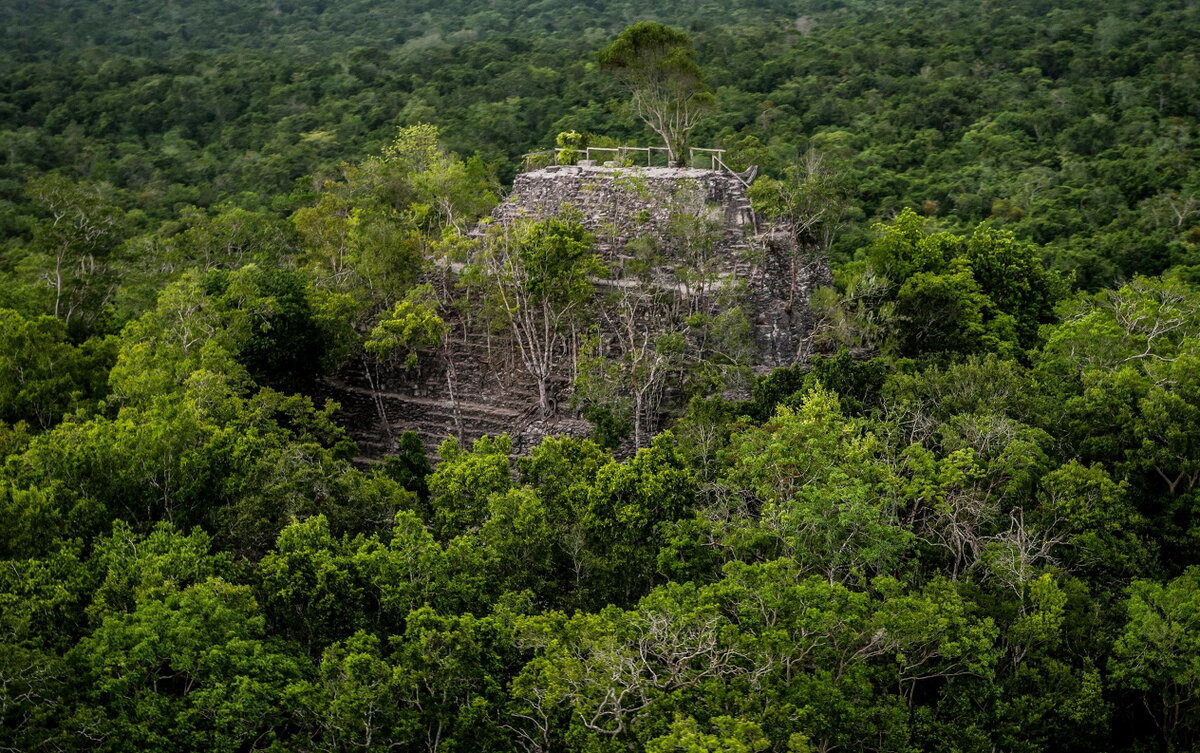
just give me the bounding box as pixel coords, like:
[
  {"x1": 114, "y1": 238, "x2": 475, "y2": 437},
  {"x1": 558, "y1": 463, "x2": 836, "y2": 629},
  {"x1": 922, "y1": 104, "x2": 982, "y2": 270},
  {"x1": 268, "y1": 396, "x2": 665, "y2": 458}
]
[
  {"x1": 598, "y1": 22, "x2": 714, "y2": 167},
  {"x1": 470, "y1": 216, "x2": 604, "y2": 416},
  {"x1": 22, "y1": 174, "x2": 125, "y2": 335}
]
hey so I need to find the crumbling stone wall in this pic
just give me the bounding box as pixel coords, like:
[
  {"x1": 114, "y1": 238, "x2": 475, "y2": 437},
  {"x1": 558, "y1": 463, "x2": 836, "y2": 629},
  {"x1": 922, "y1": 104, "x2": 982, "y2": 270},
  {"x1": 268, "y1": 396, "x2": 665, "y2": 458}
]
[
  {"x1": 490, "y1": 164, "x2": 756, "y2": 251},
  {"x1": 325, "y1": 165, "x2": 831, "y2": 460}
]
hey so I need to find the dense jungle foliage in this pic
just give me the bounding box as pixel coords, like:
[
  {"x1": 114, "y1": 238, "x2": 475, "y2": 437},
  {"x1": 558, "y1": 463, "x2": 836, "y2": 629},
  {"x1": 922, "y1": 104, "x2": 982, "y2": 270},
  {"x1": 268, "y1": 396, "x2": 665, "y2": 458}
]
[{"x1": 3, "y1": 0, "x2": 1200, "y2": 751}]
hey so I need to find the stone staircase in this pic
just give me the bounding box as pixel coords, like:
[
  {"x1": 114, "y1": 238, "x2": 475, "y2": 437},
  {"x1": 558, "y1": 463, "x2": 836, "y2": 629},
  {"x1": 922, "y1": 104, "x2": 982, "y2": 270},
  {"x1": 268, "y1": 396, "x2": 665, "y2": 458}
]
[{"x1": 323, "y1": 366, "x2": 531, "y2": 450}]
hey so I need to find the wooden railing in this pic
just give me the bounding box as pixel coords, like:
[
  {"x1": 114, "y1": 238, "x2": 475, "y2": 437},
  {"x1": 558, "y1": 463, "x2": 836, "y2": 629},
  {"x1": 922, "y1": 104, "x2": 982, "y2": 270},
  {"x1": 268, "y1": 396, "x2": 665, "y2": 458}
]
[
  {"x1": 519, "y1": 145, "x2": 747, "y2": 185},
  {"x1": 520, "y1": 150, "x2": 556, "y2": 171},
  {"x1": 582, "y1": 146, "x2": 672, "y2": 166}
]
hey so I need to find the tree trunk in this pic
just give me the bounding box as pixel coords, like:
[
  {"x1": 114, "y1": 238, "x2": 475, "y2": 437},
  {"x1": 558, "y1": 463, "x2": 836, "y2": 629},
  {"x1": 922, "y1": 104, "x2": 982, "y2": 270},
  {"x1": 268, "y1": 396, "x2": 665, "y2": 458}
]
[
  {"x1": 362, "y1": 358, "x2": 394, "y2": 451},
  {"x1": 537, "y1": 376, "x2": 550, "y2": 417}
]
